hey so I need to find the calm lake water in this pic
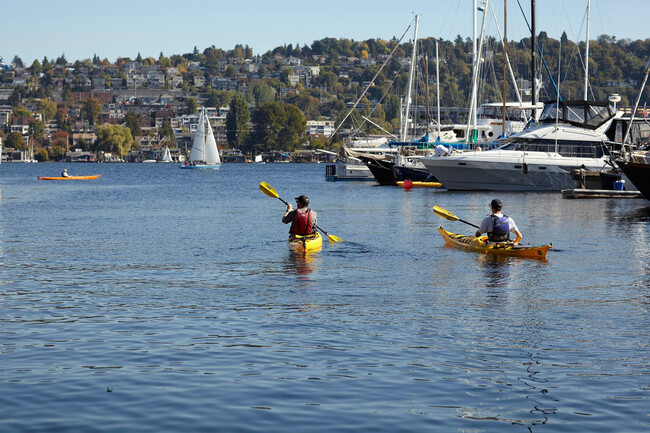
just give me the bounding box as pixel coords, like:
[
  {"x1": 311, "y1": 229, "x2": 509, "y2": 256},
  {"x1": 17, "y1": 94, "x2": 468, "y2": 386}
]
[{"x1": 0, "y1": 162, "x2": 648, "y2": 432}]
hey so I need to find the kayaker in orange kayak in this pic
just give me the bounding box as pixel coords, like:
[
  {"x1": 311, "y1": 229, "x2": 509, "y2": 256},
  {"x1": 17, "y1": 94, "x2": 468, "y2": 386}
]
[
  {"x1": 62, "y1": 168, "x2": 70, "y2": 177},
  {"x1": 282, "y1": 195, "x2": 317, "y2": 235},
  {"x1": 475, "y1": 199, "x2": 522, "y2": 245}
]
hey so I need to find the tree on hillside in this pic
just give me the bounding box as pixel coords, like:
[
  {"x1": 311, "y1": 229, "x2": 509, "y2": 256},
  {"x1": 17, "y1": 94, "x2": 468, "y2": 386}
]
[
  {"x1": 38, "y1": 98, "x2": 57, "y2": 121},
  {"x1": 13, "y1": 105, "x2": 31, "y2": 117},
  {"x1": 6, "y1": 132, "x2": 26, "y2": 150},
  {"x1": 83, "y1": 98, "x2": 101, "y2": 125},
  {"x1": 247, "y1": 81, "x2": 275, "y2": 106},
  {"x1": 186, "y1": 97, "x2": 198, "y2": 115},
  {"x1": 12, "y1": 56, "x2": 24, "y2": 68},
  {"x1": 226, "y1": 93, "x2": 249, "y2": 148},
  {"x1": 124, "y1": 111, "x2": 142, "y2": 137},
  {"x1": 96, "y1": 124, "x2": 133, "y2": 157},
  {"x1": 29, "y1": 59, "x2": 42, "y2": 76},
  {"x1": 29, "y1": 119, "x2": 45, "y2": 142},
  {"x1": 159, "y1": 121, "x2": 174, "y2": 140},
  {"x1": 251, "y1": 102, "x2": 306, "y2": 151}
]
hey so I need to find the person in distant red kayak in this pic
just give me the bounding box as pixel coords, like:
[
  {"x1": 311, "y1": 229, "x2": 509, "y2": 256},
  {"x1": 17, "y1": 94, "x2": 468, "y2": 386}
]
[
  {"x1": 475, "y1": 198, "x2": 522, "y2": 245},
  {"x1": 282, "y1": 195, "x2": 317, "y2": 235}
]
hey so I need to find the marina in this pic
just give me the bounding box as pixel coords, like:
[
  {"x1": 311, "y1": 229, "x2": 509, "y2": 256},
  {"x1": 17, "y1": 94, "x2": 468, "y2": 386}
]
[
  {"x1": 1, "y1": 162, "x2": 649, "y2": 432},
  {"x1": 2, "y1": 0, "x2": 650, "y2": 430}
]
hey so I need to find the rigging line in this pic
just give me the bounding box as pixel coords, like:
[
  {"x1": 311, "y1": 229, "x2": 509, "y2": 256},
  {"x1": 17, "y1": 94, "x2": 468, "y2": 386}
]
[
  {"x1": 515, "y1": 0, "x2": 561, "y2": 100},
  {"x1": 326, "y1": 19, "x2": 413, "y2": 145},
  {"x1": 559, "y1": 0, "x2": 596, "y2": 101}
]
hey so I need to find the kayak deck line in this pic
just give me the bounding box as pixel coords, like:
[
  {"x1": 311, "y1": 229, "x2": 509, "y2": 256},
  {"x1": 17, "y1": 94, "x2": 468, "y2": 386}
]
[
  {"x1": 38, "y1": 175, "x2": 102, "y2": 180},
  {"x1": 438, "y1": 227, "x2": 551, "y2": 260}
]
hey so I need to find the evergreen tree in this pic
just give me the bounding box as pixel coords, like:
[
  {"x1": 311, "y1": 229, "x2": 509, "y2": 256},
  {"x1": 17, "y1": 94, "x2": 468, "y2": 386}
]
[{"x1": 226, "y1": 93, "x2": 249, "y2": 149}]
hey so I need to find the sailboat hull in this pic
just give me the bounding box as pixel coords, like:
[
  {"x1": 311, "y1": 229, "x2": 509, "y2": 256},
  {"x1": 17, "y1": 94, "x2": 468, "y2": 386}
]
[{"x1": 180, "y1": 164, "x2": 221, "y2": 170}]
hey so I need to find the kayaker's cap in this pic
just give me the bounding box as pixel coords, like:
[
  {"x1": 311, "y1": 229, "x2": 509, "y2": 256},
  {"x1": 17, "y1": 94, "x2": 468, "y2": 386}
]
[
  {"x1": 63, "y1": 169, "x2": 67, "y2": 172},
  {"x1": 295, "y1": 195, "x2": 309, "y2": 206},
  {"x1": 490, "y1": 198, "x2": 503, "y2": 209}
]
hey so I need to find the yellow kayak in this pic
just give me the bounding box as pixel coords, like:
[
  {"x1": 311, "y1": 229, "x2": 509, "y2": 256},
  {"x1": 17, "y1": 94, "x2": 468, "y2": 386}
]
[
  {"x1": 39, "y1": 175, "x2": 101, "y2": 180},
  {"x1": 438, "y1": 227, "x2": 551, "y2": 259},
  {"x1": 288, "y1": 232, "x2": 323, "y2": 252}
]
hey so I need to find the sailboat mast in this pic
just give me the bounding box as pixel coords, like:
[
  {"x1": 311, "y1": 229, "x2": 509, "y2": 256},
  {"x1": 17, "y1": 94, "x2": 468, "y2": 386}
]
[
  {"x1": 472, "y1": 0, "x2": 478, "y2": 130},
  {"x1": 531, "y1": 0, "x2": 537, "y2": 119},
  {"x1": 402, "y1": 14, "x2": 419, "y2": 142},
  {"x1": 436, "y1": 41, "x2": 441, "y2": 139},
  {"x1": 202, "y1": 108, "x2": 206, "y2": 160},
  {"x1": 425, "y1": 54, "x2": 430, "y2": 137},
  {"x1": 583, "y1": 0, "x2": 591, "y2": 100},
  {"x1": 502, "y1": 0, "x2": 508, "y2": 136}
]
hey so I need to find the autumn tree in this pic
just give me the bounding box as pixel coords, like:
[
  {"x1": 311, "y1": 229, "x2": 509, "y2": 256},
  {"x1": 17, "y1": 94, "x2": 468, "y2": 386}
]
[
  {"x1": 96, "y1": 124, "x2": 133, "y2": 157},
  {"x1": 6, "y1": 132, "x2": 26, "y2": 150},
  {"x1": 38, "y1": 98, "x2": 57, "y2": 121}
]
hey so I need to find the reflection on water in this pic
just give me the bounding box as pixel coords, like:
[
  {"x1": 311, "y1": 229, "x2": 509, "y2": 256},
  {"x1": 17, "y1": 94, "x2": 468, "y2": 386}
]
[
  {"x1": 476, "y1": 254, "x2": 514, "y2": 289},
  {"x1": 286, "y1": 250, "x2": 321, "y2": 279}
]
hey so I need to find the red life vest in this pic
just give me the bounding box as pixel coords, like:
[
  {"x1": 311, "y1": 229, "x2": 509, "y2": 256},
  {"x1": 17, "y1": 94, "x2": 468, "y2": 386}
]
[{"x1": 291, "y1": 209, "x2": 314, "y2": 235}]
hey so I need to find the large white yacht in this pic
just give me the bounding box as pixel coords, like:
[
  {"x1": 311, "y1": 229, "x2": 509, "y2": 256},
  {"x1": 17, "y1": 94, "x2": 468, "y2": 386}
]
[{"x1": 420, "y1": 100, "x2": 621, "y2": 191}]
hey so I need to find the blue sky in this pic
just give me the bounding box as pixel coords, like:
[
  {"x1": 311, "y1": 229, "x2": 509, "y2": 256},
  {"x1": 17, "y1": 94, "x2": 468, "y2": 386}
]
[{"x1": 2, "y1": 0, "x2": 648, "y2": 64}]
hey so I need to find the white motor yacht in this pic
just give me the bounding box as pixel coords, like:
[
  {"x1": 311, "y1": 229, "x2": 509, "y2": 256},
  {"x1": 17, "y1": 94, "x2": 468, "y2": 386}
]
[{"x1": 420, "y1": 100, "x2": 621, "y2": 191}]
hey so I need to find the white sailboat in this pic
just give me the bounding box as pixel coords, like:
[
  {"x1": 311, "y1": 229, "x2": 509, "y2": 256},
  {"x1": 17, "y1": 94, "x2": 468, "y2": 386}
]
[
  {"x1": 180, "y1": 107, "x2": 221, "y2": 170},
  {"x1": 25, "y1": 136, "x2": 38, "y2": 163},
  {"x1": 160, "y1": 146, "x2": 173, "y2": 163}
]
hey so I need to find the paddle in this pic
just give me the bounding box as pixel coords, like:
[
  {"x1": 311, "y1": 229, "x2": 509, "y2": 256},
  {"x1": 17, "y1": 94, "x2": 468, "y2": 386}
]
[
  {"x1": 259, "y1": 182, "x2": 343, "y2": 243},
  {"x1": 432, "y1": 205, "x2": 479, "y2": 229}
]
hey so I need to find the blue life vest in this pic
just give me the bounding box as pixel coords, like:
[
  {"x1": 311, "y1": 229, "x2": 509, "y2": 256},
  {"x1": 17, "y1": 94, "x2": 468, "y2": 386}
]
[{"x1": 488, "y1": 214, "x2": 510, "y2": 242}]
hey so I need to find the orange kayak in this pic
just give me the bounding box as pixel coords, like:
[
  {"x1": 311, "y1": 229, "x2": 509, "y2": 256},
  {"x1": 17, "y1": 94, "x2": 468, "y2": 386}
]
[
  {"x1": 438, "y1": 227, "x2": 551, "y2": 259},
  {"x1": 39, "y1": 175, "x2": 101, "y2": 180}
]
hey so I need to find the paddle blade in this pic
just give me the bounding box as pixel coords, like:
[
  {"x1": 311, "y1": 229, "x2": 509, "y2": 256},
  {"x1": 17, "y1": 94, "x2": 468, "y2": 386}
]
[
  {"x1": 433, "y1": 205, "x2": 460, "y2": 222},
  {"x1": 259, "y1": 182, "x2": 279, "y2": 199},
  {"x1": 326, "y1": 233, "x2": 343, "y2": 243}
]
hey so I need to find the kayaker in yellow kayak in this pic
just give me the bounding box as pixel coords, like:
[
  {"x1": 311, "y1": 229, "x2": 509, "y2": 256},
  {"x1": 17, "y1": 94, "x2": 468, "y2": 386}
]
[
  {"x1": 283, "y1": 195, "x2": 317, "y2": 235},
  {"x1": 475, "y1": 199, "x2": 522, "y2": 245},
  {"x1": 61, "y1": 168, "x2": 70, "y2": 177}
]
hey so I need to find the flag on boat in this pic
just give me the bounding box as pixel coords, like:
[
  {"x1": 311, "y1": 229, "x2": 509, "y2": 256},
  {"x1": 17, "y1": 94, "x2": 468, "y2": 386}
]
[{"x1": 0, "y1": 56, "x2": 9, "y2": 71}]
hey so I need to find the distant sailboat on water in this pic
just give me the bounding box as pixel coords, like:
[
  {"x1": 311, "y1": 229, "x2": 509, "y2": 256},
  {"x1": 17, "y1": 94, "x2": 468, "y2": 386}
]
[
  {"x1": 161, "y1": 146, "x2": 173, "y2": 163},
  {"x1": 181, "y1": 107, "x2": 221, "y2": 170}
]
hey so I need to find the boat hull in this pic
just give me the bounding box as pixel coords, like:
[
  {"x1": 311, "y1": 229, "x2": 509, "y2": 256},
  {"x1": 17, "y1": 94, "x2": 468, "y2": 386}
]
[
  {"x1": 180, "y1": 164, "x2": 221, "y2": 170},
  {"x1": 615, "y1": 160, "x2": 650, "y2": 199},
  {"x1": 39, "y1": 175, "x2": 101, "y2": 180},
  {"x1": 365, "y1": 158, "x2": 396, "y2": 185},
  {"x1": 438, "y1": 227, "x2": 551, "y2": 259},
  {"x1": 393, "y1": 164, "x2": 439, "y2": 182},
  {"x1": 325, "y1": 163, "x2": 374, "y2": 181},
  {"x1": 421, "y1": 152, "x2": 608, "y2": 191},
  {"x1": 288, "y1": 232, "x2": 323, "y2": 252}
]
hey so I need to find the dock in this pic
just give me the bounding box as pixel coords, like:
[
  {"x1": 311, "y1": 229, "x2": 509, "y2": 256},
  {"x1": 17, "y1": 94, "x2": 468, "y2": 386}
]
[{"x1": 561, "y1": 189, "x2": 643, "y2": 199}]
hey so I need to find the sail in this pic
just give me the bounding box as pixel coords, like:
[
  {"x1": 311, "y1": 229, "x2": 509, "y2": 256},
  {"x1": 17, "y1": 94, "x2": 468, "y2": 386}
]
[
  {"x1": 161, "y1": 146, "x2": 172, "y2": 162},
  {"x1": 203, "y1": 113, "x2": 221, "y2": 165},
  {"x1": 188, "y1": 109, "x2": 206, "y2": 162}
]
